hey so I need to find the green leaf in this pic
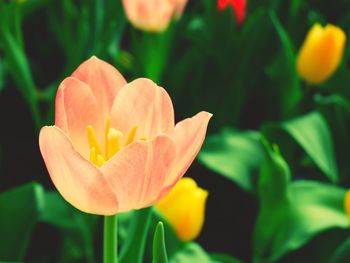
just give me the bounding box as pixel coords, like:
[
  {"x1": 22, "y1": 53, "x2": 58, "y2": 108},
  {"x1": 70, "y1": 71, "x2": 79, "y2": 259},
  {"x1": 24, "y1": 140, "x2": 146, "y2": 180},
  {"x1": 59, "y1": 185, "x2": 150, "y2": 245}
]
[
  {"x1": 258, "y1": 139, "x2": 291, "y2": 209},
  {"x1": 151, "y1": 209, "x2": 184, "y2": 259},
  {"x1": 254, "y1": 139, "x2": 347, "y2": 262},
  {"x1": 152, "y1": 222, "x2": 168, "y2": 263},
  {"x1": 254, "y1": 139, "x2": 292, "y2": 262},
  {"x1": 271, "y1": 181, "x2": 348, "y2": 262},
  {"x1": 121, "y1": 209, "x2": 184, "y2": 263},
  {"x1": 289, "y1": 0, "x2": 303, "y2": 20},
  {"x1": 268, "y1": 11, "x2": 301, "y2": 118},
  {"x1": 285, "y1": 181, "x2": 348, "y2": 244},
  {"x1": 198, "y1": 128, "x2": 264, "y2": 192},
  {"x1": 210, "y1": 253, "x2": 243, "y2": 263},
  {"x1": 120, "y1": 207, "x2": 152, "y2": 263},
  {"x1": 0, "y1": 8, "x2": 41, "y2": 129},
  {"x1": 0, "y1": 58, "x2": 6, "y2": 93},
  {"x1": 170, "y1": 243, "x2": 212, "y2": 263},
  {"x1": 315, "y1": 94, "x2": 350, "y2": 183},
  {"x1": 329, "y1": 237, "x2": 350, "y2": 263},
  {"x1": 282, "y1": 111, "x2": 338, "y2": 182},
  {"x1": 254, "y1": 179, "x2": 348, "y2": 262},
  {"x1": 0, "y1": 183, "x2": 44, "y2": 261},
  {"x1": 40, "y1": 191, "x2": 98, "y2": 263}
]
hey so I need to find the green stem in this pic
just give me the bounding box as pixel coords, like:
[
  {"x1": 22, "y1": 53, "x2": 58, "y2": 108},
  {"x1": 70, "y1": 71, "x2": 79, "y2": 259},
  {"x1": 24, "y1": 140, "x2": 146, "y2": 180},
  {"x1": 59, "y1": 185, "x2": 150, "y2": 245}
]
[
  {"x1": 0, "y1": 20, "x2": 42, "y2": 131},
  {"x1": 29, "y1": 99, "x2": 42, "y2": 132},
  {"x1": 104, "y1": 215, "x2": 118, "y2": 263},
  {"x1": 89, "y1": 0, "x2": 104, "y2": 55},
  {"x1": 13, "y1": 1, "x2": 24, "y2": 51}
]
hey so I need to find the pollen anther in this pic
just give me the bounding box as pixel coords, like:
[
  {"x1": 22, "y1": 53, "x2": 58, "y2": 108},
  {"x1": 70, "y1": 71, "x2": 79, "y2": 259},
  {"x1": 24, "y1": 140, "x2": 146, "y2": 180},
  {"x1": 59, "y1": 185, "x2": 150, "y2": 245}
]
[
  {"x1": 107, "y1": 128, "x2": 123, "y2": 159},
  {"x1": 87, "y1": 122, "x2": 144, "y2": 167}
]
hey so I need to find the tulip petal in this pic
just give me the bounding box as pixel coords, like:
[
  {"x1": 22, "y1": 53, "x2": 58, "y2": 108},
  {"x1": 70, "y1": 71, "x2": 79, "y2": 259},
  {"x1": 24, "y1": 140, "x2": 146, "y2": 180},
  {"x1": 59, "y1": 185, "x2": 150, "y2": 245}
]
[
  {"x1": 163, "y1": 111, "x2": 212, "y2": 188},
  {"x1": 156, "y1": 177, "x2": 208, "y2": 241},
  {"x1": 297, "y1": 24, "x2": 346, "y2": 84},
  {"x1": 122, "y1": 0, "x2": 174, "y2": 32},
  {"x1": 55, "y1": 77, "x2": 100, "y2": 158},
  {"x1": 72, "y1": 56, "x2": 127, "y2": 120},
  {"x1": 110, "y1": 78, "x2": 175, "y2": 140},
  {"x1": 39, "y1": 126, "x2": 119, "y2": 215},
  {"x1": 100, "y1": 135, "x2": 176, "y2": 212},
  {"x1": 172, "y1": 0, "x2": 188, "y2": 18}
]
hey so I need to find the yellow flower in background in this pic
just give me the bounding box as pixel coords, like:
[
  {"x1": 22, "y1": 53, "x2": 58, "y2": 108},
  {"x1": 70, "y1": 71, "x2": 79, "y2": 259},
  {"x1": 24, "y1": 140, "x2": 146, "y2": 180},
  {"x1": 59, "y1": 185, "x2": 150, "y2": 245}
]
[
  {"x1": 296, "y1": 23, "x2": 346, "y2": 85},
  {"x1": 156, "y1": 177, "x2": 208, "y2": 241},
  {"x1": 344, "y1": 190, "x2": 350, "y2": 220}
]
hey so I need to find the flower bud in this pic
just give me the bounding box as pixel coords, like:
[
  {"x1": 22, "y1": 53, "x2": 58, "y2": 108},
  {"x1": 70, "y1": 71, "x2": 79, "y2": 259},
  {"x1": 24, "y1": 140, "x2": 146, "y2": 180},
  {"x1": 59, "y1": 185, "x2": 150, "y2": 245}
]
[
  {"x1": 344, "y1": 189, "x2": 350, "y2": 221},
  {"x1": 297, "y1": 23, "x2": 346, "y2": 84},
  {"x1": 217, "y1": 0, "x2": 246, "y2": 25},
  {"x1": 156, "y1": 177, "x2": 208, "y2": 241},
  {"x1": 122, "y1": 0, "x2": 187, "y2": 32}
]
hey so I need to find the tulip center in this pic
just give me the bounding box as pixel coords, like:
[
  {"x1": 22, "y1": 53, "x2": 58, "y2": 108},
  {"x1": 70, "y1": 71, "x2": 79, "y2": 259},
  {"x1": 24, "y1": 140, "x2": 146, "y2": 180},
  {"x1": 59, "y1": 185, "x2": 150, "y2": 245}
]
[{"x1": 86, "y1": 119, "x2": 139, "y2": 167}]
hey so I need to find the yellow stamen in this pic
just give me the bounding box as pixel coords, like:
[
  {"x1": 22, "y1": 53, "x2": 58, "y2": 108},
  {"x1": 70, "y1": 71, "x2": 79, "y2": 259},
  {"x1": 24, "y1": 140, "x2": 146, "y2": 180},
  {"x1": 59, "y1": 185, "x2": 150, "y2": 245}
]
[
  {"x1": 125, "y1": 126, "x2": 138, "y2": 145},
  {"x1": 107, "y1": 128, "x2": 123, "y2": 159},
  {"x1": 87, "y1": 125, "x2": 103, "y2": 155},
  {"x1": 90, "y1": 147, "x2": 97, "y2": 165},
  {"x1": 87, "y1": 121, "x2": 145, "y2": 166},
  {"x1": 96, "y1": 154, "x2": 106, "y2": 167}
]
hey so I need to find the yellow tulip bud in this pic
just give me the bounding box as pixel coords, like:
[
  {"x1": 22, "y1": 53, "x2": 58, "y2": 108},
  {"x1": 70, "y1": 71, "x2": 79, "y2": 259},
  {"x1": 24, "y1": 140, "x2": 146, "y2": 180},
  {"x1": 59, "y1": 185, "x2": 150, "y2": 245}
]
[
  {"x1": 296, "y1": 23, "x2": 346, "y2": 85},
  {"x1": 156, "y1": 177, "x2": 208, "y2": 241},
  {"x1": 344, "y1": 189, "x2": 350, "y2": 220}
]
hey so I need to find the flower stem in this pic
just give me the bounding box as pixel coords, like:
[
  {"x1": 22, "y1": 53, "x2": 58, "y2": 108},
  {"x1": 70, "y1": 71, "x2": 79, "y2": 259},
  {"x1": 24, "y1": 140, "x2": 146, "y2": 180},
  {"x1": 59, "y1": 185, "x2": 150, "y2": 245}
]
[{"x1": 104, "y1": 215, "x2": 118, "y2": 263}]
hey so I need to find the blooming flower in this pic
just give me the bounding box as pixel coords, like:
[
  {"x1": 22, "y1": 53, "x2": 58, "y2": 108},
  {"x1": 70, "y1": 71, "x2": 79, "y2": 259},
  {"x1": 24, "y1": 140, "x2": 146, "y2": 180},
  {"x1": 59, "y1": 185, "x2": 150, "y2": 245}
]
[
  {"x1": 156, "y1": 177, "x2": 208, "y2": 241},
  {"x1": 297, "y1": 23, "x2": 346, "y2": 84},
  {"x1": 122, "y1": 0, "x2": 188, "y2": 32},
  {"x1": 217, "y1": 0, "x2": 246, "y2": 25},
  {"x1": 39, "y1": 56, "x2": 211, "y2": 215}
]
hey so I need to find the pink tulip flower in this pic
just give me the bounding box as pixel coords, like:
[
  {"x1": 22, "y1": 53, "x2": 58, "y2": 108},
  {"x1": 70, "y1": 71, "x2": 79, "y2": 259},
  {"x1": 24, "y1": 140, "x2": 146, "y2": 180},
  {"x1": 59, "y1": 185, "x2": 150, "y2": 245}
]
[
  {"x1": 39, "y1": 57, "x2": 211, "y2": 215},
  {"x1": 122, "y1": 0, "x2": 188, "y2": 32}
]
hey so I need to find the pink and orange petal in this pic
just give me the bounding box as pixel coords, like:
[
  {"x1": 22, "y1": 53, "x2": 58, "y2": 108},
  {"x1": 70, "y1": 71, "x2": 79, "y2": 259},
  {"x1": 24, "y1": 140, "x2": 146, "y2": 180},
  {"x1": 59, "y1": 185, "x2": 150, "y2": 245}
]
[{"x1": 39, "y1": 56, "x2": 212, "y2": 215}]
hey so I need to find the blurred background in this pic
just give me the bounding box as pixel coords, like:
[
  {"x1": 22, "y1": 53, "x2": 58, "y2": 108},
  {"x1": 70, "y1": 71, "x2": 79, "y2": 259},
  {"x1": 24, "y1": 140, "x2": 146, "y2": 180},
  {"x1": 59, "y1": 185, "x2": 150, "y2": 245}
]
[{"x1": 2, "y1": 0, "x2": 350, "y2": 262}]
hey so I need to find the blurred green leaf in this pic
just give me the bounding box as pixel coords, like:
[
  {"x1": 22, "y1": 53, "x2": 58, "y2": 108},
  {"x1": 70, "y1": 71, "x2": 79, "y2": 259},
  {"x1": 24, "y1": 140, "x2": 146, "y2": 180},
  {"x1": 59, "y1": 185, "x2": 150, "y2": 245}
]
[
  {"x1": 254, "y1": 141, "x2": 348, "y2": 263},
  {"x1": 210, "y1": 253, "x2": 243, "y2": 263},
  {"x1": 329, "y1": 237, "x2": 350, "y2": 263},
  {"x1": 198, "y1": 128, "x2": 263, "y2": 192},
  {"x1": 0, "y1": 183, "x2": 44, "y2": 261},
  {"x1": 258, "y1": 139, "x2": 291, "y2": 209},
  {"x1": 254, "y1": 139, "x2": 291, "y2": 263},
  {"x1": 40, "y1": 191, "x2": 98, "y2": 263},
  {"x1": 289, "y1": 0, "x2": 303, "y2": 20},
  {"x1": 226, "y1": 8, "x2": 272, "y2": 124},
  {"x1": 152, "y1": 222, "x2": 168, "y2": 263},
  {"x1": 120, "y1": 208, "x2": 183, "y2": 263},
  {"x1": 315, "y1": 94, "x2": 350, "y2": 184},
  {"x1": 0, "y1": 2, "x2": 41, "y2": 129},
  {"x1": 151, "y1": 209, "x2": 184, "y2": 259},
  {"x1": 118, "y1": 210, "x2": 134, "y2": 245},
  {"x1": 170, "y1": 243, "x2": 212, "y2": 263},
  {"x1": 260, "y1": 181, "x2": 348, "y2": 263},
  {"x1": 283, "y1": 111, "x2": 338, "y2": 183},
  {"x1": 0, "y1": 28, "x2": 35, "y2": 101},
  {"x1": 120, "y1": 208, "x2": 152, "y2": 263},
  {"x1": 268, "y1": 11, "x2": 301, "y2": 118},
  {"x1": 238, "y1": 8, "x2": 272, "y2": 75},
  {"x1": 0, "y1": 58, "x2": 6, "y2": 93},
  {"x1": 320, "y1": 67, "x2": 350, "y2": 99}
]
